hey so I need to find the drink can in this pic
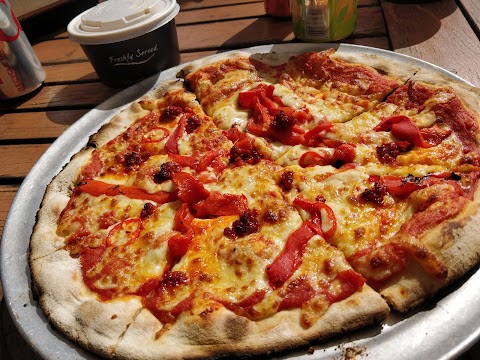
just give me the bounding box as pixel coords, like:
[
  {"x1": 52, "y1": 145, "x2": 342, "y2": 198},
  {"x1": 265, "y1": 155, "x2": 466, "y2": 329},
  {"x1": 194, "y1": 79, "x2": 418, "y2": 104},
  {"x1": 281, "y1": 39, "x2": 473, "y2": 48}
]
[
  {"x1": 0, "y1": 0, "x2": 45, "y2": 100},
  {"x1": 264, "y1": 0, "x2": 292, "y2": 18},
  {"x1": 291, "y1": 0, "x2": 357, "y2": 42}
]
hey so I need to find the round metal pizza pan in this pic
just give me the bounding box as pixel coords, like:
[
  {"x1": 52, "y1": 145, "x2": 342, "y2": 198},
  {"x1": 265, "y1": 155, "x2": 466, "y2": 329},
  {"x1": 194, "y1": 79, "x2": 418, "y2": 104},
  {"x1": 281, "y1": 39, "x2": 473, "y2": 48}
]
[{"x1": 1, "y1": 43, "x2": 479, "y2": 360}]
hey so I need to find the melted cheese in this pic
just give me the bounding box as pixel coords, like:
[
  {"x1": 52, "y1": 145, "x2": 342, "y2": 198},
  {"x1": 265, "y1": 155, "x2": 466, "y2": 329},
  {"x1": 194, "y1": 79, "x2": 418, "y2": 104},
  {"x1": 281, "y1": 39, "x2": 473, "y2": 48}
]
[
  {"x1": 280, "y1": 165, "x2": 414, "y2": 257},
  {"x1": 91, "y1": 204, "x2": 177, "y2": 293}
]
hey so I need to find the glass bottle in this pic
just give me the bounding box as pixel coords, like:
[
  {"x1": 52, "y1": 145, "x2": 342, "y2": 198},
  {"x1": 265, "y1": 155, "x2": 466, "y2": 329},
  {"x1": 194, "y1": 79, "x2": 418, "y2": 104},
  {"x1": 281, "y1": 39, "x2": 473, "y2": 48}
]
[{"x1": 291, "y1": 0, "x2": 357, "y2": 42}]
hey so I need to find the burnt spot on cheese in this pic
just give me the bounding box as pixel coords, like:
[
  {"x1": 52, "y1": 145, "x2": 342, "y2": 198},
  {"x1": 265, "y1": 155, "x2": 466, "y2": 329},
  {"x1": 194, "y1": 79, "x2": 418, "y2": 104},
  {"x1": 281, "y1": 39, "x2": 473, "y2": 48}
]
[
  {"x1": 361, "y1": 182, "x2": 387, "y2": 205},
  {"x1": 271, "y1": 110, "x2": 295, "y2": 130},
  {"x1": 124, "y1": 151, "x2": 151, "y2": 169},
  {"x1": 263, "y1": 209, "x2": 278, "y2": 223},
  {"x1": 161, "y1": 105, "x2": 183, "y2": 122},
  {"x1": 278, "y1": 170, "x2": 294, "y2": 191},
  {"x1": 153, "y1": 161, "x2": 182, "y2": 183},
  {"x1": 185, "y1": 114, "x2": 202, "y2": 134},
  {"x1": 140, "y1": 202, "x2": 156, "y2": 218},
  {"x1": 224, "y1": 210, "x2": 260, "y2": 239}
]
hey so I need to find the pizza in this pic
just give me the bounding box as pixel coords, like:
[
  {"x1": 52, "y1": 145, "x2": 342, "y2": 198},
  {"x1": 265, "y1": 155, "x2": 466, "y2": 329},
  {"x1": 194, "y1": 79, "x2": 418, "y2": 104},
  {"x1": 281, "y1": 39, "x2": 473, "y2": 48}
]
[{"x1": 30, "y1": 47, "x2": 480, "y2": 359}]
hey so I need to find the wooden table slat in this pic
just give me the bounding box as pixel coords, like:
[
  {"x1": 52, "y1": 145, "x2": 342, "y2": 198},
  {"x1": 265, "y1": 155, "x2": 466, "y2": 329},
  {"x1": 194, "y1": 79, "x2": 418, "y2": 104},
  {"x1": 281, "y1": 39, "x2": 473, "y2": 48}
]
[
  {"x1": 176, "y1": 2, "x2": 265, "y2": 24},
  {"x1": 457, "y1": 0, "x2": 480, "y2": 36},
  {"x1": 382, "y1": 0, "x2": 480, "y2": 87},
  {"x1": 0, "y1": 185, "x2": 19, "y2": 239},
  {"x1": 0, "y1": 83, "x2": 118, "y2": 110},
  {"x1": 0, "y1": 144, "x2": 51, "y2": 179},
  {"x1": 0, "y1": 110, "x2": 87, "y2": 141},
  {"x1": 177, "y1": 0, "x2": 262, "y2": 11}
]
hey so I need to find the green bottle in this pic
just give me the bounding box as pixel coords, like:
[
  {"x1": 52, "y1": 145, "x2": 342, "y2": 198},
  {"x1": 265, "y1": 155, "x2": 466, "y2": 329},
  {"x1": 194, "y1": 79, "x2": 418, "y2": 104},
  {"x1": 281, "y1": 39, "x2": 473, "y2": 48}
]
[{"x1": 291, "y1": 0, "x2": 357, "y2": 42}]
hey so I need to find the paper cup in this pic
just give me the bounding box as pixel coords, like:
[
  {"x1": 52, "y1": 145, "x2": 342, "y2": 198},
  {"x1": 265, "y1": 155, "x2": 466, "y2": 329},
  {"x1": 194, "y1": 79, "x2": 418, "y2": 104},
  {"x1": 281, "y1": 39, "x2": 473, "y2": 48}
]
[{"x1": 68, "y1": 0, "x2": 180, "y2": 88}]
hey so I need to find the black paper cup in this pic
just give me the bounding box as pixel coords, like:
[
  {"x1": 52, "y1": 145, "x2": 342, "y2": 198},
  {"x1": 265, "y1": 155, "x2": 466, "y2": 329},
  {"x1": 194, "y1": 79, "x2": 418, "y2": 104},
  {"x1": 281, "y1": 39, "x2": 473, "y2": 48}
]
[{"x1": 68, "y1": 0, "x2": 180, "y2": 88}]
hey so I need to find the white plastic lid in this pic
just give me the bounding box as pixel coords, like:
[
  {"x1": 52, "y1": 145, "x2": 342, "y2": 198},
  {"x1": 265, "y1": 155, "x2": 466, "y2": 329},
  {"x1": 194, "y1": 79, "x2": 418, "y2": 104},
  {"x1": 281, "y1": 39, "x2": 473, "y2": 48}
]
[{"x1": 67, "y1": 0, "x2": 180, "y2": 45}]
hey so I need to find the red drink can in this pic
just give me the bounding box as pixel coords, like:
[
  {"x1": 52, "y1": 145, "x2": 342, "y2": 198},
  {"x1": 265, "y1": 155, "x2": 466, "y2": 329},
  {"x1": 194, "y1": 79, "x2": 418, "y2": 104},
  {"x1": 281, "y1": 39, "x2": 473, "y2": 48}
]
[
  {"x1": 264, "y1": 0, "x2": 292, "y2": 18},
  {"x1": 0, "y1": 0, "x2": 45, "y2": 100}
]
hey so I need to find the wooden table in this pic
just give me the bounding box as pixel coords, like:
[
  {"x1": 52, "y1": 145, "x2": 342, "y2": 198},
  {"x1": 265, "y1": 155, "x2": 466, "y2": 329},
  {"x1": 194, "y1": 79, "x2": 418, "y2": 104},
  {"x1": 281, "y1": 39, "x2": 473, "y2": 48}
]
[{"x1": 1, "y1": 0, "x2": 479, "y2": 358}]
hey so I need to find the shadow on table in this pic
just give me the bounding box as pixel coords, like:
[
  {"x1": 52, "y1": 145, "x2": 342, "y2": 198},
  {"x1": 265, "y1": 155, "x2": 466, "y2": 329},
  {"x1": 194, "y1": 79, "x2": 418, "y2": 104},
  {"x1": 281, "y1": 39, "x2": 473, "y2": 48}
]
[
  {"x1": 383, "y1": 0, "x2": 457, "y2": 48},
  {"x1": 220, "y1": 17, "x2": 294, "y2": 50}
]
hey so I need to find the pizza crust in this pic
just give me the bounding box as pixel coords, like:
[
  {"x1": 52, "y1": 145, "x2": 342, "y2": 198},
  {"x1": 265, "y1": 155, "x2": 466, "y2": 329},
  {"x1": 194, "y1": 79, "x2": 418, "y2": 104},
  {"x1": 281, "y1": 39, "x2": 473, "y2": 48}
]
[
  {"x1": 30, "y1": 249, "x2": 143, "y2": 358},
  {"x1": 331, "y1": 50, "x2": 420, "y2": 86},
  {"x1": 88, "y1": 80, "x2": 185, "y2": 148},
  {"x1": 382, "y1": 199, "x2": 480, "y2": 312},
  {"x1": 179, "y1": 48, "x2": 421, "y2": 89},
  {"x1": 113, "y1": 285, "x2": 388, "y2": 360}
]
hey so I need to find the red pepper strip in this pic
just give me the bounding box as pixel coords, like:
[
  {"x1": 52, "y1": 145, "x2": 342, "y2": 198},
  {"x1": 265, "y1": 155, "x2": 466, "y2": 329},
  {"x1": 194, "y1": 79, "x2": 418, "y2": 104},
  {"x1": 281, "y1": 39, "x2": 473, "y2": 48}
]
[
  {"x1": 326, "y1": 270, "x2": 365, "y2": 304},
  {"x1": 195, "y1": 149, "x2": 228, "y2": 173},
  {"x1": 238, "y1": 84, "x2": 274, "y2": 108},
  {"x1": 106, "y1": 218, "x2": 142, "y2": 247},
  {"x1": 266, "y1": 222, "x2": 316, "y2": 289},
  {"x1": 332, "y1": 143, "x2": 356, "y2": 165},
  {"x1": 278, "y1": 277, "x2": 315, "y2": 311},
  {"x1": 171, "y1": 172, "x2": 210, "y2": 205},
  {"x1": 269, "y1": 124, "x2": 305, "y2": 146},
  {"x1": 293, "y1": 195, "x2": 337, "y2": 239},
  {"x1": 168, "y1": 153, "x2": 197, "y2": 168},
  {"x1": 174, "y1": 203, "x2": 195, "y2": 232},
  {"x1": 169, "y1": 150, "x2": 228, "y2": 174},
  {"x1": 168, "y1": 229, "x2": 194, "y2": 260},
  {"x1": 302, "y1": 122, "x2": 334, "y2": 147},
  {"x1": 313, "y1": 202, "x2": 337, "y2": 239},
  {"x1": 299, "y1": 151, "x2": 332, "y2": 167},
  {"x1": 149, "y1": 292, "x2": 195, "y2": 325},
  {"x1": 240, "y1": 84, "x2": 311, "y2": 145},
  {"x1": 374, "y1": 115, "x2": 431, "y2": 148},
  {"x1": 165, "y1": 114, "x2": 187, "y2": 154},
  {"x1": 421, "y1": 172, "x2": 464, "y2": 196},
  {"x1": 259, "y1": 90, "x2": 281, "y2": 113},
  {"x1": 223, "y1": 126, "x2": 245, "y2": 143},
  {"x1": 193, "y1": 193, "x2": 249, "y2": 218},
  {"x1": 381, "y1": 175, "x2": 426, "y2": 197},
  {"x1": 144, "y1": 127, "x2": 170, "y2": 143},
  {"x1": 218, "y1": 289, "x2": 267, "y2": 317},
  {"x1": 283, "y1": 107, "x2": 312, "y2": 124},
  {"x1": 382, "y1": 173, "x2": 465, "y2": 198},
  {"x1": 252, "y1": 99, "x2": 272, "y2": 131},
  {"x1": 77, "y1": 179, "x2": 178, "y2": 204}
]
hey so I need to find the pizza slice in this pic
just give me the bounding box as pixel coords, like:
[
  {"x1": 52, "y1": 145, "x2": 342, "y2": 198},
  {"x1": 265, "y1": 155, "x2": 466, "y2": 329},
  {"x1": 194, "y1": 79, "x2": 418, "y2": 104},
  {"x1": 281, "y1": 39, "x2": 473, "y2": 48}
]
[
  {"x1": 276, "y1": 162, "x2": 480, "y2": 312},
  {"x1": 276, "y1": 75, "x2": 480, "y2": 169},
  {"x1": 274, "y1": 49, "x2": 417, "y2": 124},
  {"x1": 180, "y1": 51, "x2": 288, "y2": 130}
]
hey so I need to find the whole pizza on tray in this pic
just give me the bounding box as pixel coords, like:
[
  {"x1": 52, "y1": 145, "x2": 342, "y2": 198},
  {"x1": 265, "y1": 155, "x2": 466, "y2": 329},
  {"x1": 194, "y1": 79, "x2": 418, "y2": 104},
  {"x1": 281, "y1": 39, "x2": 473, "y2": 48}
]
[{"x1": 30, "y1": 47, "x2": 480, "y2": 359}]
